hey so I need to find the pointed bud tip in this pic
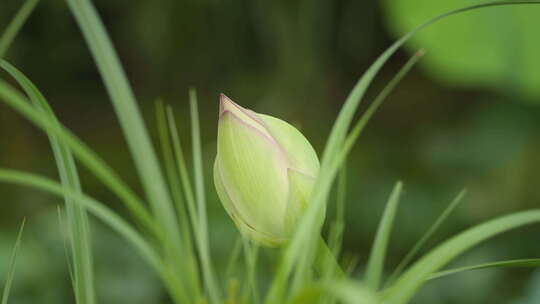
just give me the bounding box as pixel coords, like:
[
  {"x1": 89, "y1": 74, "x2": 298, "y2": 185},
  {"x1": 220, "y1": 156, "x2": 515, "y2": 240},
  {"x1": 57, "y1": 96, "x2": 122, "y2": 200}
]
[{"x1": 219, "y1": 93, "x2": 237, "y2": 116}]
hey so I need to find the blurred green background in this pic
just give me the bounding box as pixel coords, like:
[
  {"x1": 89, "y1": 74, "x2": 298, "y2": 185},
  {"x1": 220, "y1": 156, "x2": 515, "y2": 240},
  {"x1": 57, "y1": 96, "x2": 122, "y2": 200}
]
[{"x1": 1, "y1": 0, "x2": 540, "y2": 303}]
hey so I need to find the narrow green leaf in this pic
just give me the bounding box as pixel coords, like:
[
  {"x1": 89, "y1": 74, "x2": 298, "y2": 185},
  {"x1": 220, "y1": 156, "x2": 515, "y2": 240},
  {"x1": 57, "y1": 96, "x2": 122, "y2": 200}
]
[
  {"x1": 383, "y1": 210, "x2": 540, "y2": 304},
  {"x1": 0, "y1": 71, "x2": 156, "y2": 236},
  {"x1": 189, "y1": 89, "x2": 221, "y2": 303},
  {"x1": 428, "y1": 258, "x2": 540, "y2": 280},
  {"x1": 1, "y1": 219, "x2": 25, "y2": 304},
  {"x1": 270, "y1": 3, "x2": 540, "y2": 300},
  {"x1": 63, "y1": 1, "x2": 191, "y2": 299},
  {"x1": 365, "y1": 182, "x2": 403, "y2": 291},
  {"x1": 265, "y1": 51, "x2": 423, "y2": 304},
  {"x1": 387, "y1": 189, "x2": 467, "y2": 284},
  {"x1": 0, "y1": 0, "x2": 39, "y2": 58},
  {"x1": 0, "y1": 170, "x2": 160, "y2": 268},
  {"x1": 166, "y1": 105, "x2": 199, "y2": 229},
  {"x1": 1, "y1": 57, "x2": 96, "y2": 304},
  {"x1": 0, "y1": 169, "x2": 190, "y2": 304},
  {"x1": 155, "y1": 101, "x2": 192, "y2": 247}
]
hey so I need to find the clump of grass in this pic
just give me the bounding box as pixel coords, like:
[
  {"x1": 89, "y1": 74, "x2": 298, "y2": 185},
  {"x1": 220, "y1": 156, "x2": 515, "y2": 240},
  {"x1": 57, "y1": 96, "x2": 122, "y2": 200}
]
[{"x1": 1, "y1": 1, "x2": 540, "y2": 304}]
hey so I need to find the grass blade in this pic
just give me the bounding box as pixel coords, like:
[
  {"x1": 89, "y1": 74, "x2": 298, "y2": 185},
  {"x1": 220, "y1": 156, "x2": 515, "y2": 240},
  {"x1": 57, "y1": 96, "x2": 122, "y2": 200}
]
[
  {"x1": 1, "y1": 219, "x2": 25, "y2": 304},
  {"x1": 428, "y1": 258, "x2": 540, "y2": 280},
  {"x1": 0, "y1": 170, "x2": 160, "y2": 269},
  {"x1": 166, "y1": 106, "x2": 199, "y2": 229},
  {"x1": 0, "y1": 0, "x2": 39, "y2": 58},
  {"x1": 155, "y1": 101, "x2": 193, "y2": 247},
  {"x1": 265, "y1": 50, "x2": 423, "y2": 304},
  {"x1": 0, "y1": 57, "x2": 96, "y2": 304},
  {"x1": 271, "y1": 1, "x2": 540, "y2": 295},
  {"x1": 0, "y1": 70, "x2": 156, "y2": 235},
  {"x1": 365, "y1": 182, "x2": 403, "y2": 291},
  {"x1": 155, "y1": 101, "x2": 201, "y2": 291},
  {"x1": 383, "y1": 210, "x2": 540, "y2": 304},
  {"x1": 62, "y1": 1, "x2": 191, "y2": 299},
  {"x1": 189, "y1": 89, "x2": 221, "y2": 302},
  {"x1": 387, "y1": 189, "x2": 467, "y2": 284},
  {"x1": 0, "y1": 168, "x2": 190, "y2": 303}
]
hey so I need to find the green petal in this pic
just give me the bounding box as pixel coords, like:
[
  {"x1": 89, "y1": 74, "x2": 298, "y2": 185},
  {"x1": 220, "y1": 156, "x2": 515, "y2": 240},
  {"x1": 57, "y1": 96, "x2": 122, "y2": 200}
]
[
  {"x1": 258, "y1": 114, "x2": 319, "y2": 178},
  {"x1": 213, "y1": 158, "x2": 284, "y2": 246},
  {"x1": 217, "y1": 111, "x2": 289, "y2": 239},
  {"x1": 284, "y1": 168, "x2": 318, "y2": 236}
]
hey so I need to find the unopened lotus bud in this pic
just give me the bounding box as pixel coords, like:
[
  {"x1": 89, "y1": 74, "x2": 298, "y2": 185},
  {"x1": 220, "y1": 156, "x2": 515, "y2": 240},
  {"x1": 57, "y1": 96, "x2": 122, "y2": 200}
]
[{"x1": 214, "y1": 94, "x2": 320, "y2": 247}]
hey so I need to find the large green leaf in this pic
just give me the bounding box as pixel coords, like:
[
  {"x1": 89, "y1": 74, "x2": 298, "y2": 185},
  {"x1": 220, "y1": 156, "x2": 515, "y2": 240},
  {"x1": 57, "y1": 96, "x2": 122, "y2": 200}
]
[{"x1": 381, "y1": 0, "x2": 540, "y2": 100}]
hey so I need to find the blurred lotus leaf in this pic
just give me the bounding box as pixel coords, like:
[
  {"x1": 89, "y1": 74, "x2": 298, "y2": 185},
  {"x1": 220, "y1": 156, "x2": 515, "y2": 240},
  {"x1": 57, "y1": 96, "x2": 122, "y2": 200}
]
[{"x1": 381, "y1": 0, "x2": 540, "y2": 101}]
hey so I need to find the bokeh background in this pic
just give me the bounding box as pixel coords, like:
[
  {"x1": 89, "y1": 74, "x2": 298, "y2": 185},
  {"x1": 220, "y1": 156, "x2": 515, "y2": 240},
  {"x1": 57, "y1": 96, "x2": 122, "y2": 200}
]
[{"x1": 1, "y1": 0, "x2": 540, "y2": 303}]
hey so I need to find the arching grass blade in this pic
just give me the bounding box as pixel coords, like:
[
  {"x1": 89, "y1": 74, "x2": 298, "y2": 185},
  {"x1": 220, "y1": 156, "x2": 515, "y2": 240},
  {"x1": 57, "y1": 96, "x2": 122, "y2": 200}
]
[
  {"x1": 387, "y1": 189, "x2": 467, "y2": 284},
  {"x1": 0, "y1": 71, "x2": 155, "y2": 236},
  {"x1": 383, "y1": 210, "x2": 540, "y2": 304},
  {"x1": 0, "y1": 0, "x2": 39, "y2": 58},
  {"x1": 428, "y1": 258, "x2": 540, "y2": 280},
  {"x1": 0, "y1": 57, "x2": 96, "y2": 304}
]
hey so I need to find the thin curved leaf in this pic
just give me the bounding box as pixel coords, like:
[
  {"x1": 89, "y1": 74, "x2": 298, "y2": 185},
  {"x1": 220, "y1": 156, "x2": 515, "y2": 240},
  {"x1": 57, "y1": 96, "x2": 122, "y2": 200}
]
[
  {"x1": 0, "y1": 0, "x2": 39, "y2": 57},
  {"x1": 383, "y1": 210, "x2": 540, "y2": 304},
  {"x1": 1, "y1": 220, "x2": 25, "y2": 304},
  {"x1": 429, "y1": 258, "x2": 540, "y2": 280},
  {"x1": 62, "y1": 2, "x2": 193, "y2": 300},
  {"x1": 0, "y1": 75, "x2": 156, "y2": 235},
  {"x1": 387, "y1": 189, "x2": 467, "y2": 284},
  {"x1": 0, "y1": 58, "x2": 95, "y2": 304},
  {"x1": 266, "y1": 3, "x2": 540, "y2": 302}
]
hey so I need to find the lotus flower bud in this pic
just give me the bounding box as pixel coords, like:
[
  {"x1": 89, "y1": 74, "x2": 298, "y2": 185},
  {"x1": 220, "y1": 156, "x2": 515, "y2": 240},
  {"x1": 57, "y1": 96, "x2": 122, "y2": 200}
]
[{"x1": 214, "y1": 94, "x2": 320, "y2": 247}]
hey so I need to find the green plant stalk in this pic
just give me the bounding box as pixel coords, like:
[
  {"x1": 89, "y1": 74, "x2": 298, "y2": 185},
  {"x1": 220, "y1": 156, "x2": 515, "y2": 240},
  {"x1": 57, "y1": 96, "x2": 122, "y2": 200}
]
[
  {"x1": 0, "y1": 0, "x2": 40, "y2": 58},
  {"x1": 224, "y1": 237, "x2": 242, "y2": 283},
  {"x1": 242, "y1": 238, "x2": 260, "y2": 304}
]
